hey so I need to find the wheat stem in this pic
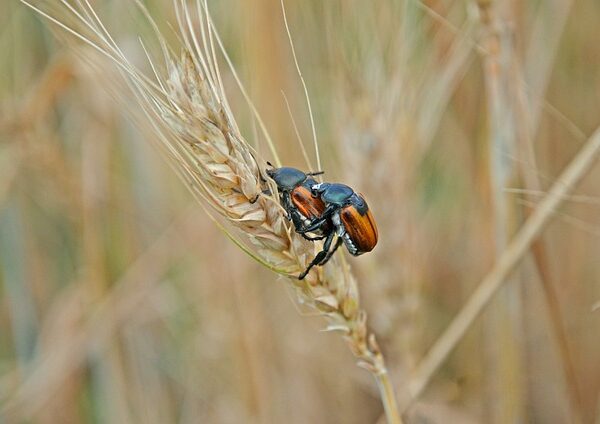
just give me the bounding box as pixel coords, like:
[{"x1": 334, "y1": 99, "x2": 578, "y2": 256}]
[
  {"x1": 375, "y1": 370, "x2": 403, "y2": 424},
  {"x1": 405, "y1": 125, "x2": 600, "y2": 410}
]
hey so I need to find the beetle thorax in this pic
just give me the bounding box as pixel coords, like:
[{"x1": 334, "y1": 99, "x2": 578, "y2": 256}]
[
  {"x1": 272, "y1": 167, "x2": 306, "y2": 190},
  {"x1": 319, "y1": 183, "x2": 354, "y2": 205}
]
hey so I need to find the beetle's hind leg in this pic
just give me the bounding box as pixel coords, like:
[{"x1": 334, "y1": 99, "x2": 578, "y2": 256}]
[
  {"x1": 298, "y1": 231, "x2": 335, "y2": 280},
  {"x1": 317, "y1": 237, "x2": 343, "y2": 266}
]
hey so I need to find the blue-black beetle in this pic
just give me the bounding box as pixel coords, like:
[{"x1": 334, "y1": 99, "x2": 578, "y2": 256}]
[
  {"x1": 265, "y1": 166, "x2": 327, "y2": 241},
  {"x1": 297, "y1": 182, "x2": 378, "y2": 279}
]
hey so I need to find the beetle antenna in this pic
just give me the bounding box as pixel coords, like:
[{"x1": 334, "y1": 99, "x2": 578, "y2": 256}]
[{"x1": 307, "y1": 171, "x2": 324, "y2": 176}]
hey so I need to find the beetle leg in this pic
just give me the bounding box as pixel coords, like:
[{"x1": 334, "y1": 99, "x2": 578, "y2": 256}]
[
  {"x1": 248, "y1": 186, "x2": 273, "y2": 204},
  {"x1": 297, "y1": 204, "x2": 337, "y2": 234},
  {"x1": 293, "y1": 213, "x2": 326, "y2": 241},
  {"x1": 280, "y1": 193, "x2": 294, "y2": 221},
  {"x1": 317, "y1": 236, "x2": 343, "y2": 266},
  {"x1": 296, "y1": 216, "x2": 326, "y2": 233},
  {"x1": 298, "y1": 230, "x2": 335, "y2": 280},
  {"x1": 301, "y1": 233, "x2": 326, "y2": 241},
  {"x1": 291, "y1": 211, "x2": 308, "y2": 229},
  {"x1": 292, "y1": 212, "x2": 326, "y2": 240}
]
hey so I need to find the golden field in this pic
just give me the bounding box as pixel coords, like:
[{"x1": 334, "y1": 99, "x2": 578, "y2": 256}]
[{"x1": 1, "y1": 1, "x2": 600, "y2": 423}]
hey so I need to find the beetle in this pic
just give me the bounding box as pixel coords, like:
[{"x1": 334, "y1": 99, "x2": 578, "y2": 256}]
[
  {"x1": 265, "y1": 166, "x2": 328, "y2": 240},
  {"x1": 297, "y1": 182, "x2": 378, "y2": 279}
]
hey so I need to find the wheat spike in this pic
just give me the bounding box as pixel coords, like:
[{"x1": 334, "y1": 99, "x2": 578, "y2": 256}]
[{"x1": 160, "y1": 21, "x2": 385, "y2": 385}]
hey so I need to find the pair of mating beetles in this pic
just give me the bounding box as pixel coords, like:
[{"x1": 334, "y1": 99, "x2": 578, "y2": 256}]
[{"x1": 266, "y1": 166, "x2": 378, "y2": 280}]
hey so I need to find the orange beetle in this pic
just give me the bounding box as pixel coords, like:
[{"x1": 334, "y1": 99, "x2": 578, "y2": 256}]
[
  {"x1": 298, "y1": 182, "x2": 378, "y2": 279},
  {"x1": 266, "y1": 166, "x2": 328, "y2": 240},
  {"x1": 338, "y1": 195, "x2": 378, "y2": 255}
]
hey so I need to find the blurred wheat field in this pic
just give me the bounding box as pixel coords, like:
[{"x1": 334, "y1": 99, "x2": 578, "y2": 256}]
[{"x1": 1, "y1": 0, "x2": 600, "y2": 423}]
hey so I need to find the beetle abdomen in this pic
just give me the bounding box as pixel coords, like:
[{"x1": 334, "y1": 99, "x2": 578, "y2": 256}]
[{"x1": 340, "y1": 199, "x2": 378, "y2": 254}]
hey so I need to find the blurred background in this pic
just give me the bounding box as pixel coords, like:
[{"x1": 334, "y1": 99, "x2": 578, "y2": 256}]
[{"x1": 1, "y1": 0, "x2": 600, "y2": 423}]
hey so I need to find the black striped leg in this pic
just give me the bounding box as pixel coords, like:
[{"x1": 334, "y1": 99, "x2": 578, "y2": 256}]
[{"x1": 298, "y1": 230, "x2": 335, "y2": 280}]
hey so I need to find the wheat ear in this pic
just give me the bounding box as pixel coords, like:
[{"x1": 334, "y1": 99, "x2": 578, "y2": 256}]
[{"x1": 19, "y1": 0, "x2": 402, "y2": 422}]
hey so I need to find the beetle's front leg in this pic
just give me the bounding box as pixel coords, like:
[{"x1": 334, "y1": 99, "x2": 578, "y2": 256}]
[
  {"x1": 296, "y1": 217, "x2": 327, "y2": 234},
  {"x1": 249, "y1": 188, "x2": 271, "y2": 204},
  {"x1": 292, "y1": 216, "x2": 326, "y2": 240},
  {"x1": 297, "y1": 204, "x2": 336, "y2": 234},
  {"x1": 280, "y1": 193, "x2": 294, "y2": 221}
]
